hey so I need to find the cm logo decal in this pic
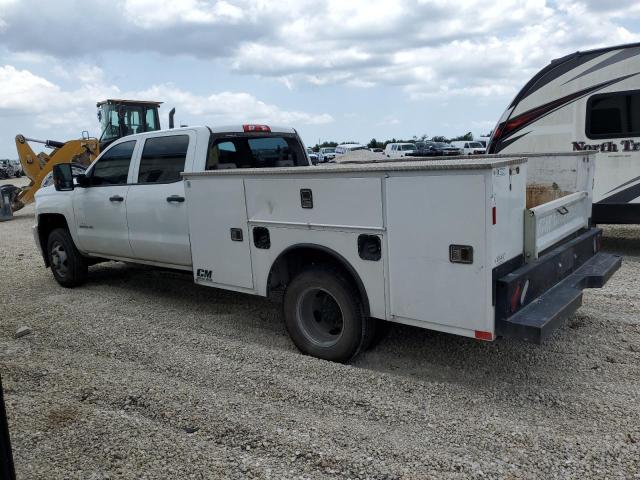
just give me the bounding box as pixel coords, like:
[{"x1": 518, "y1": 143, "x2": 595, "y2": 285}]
[{"x1": 197, "y1": 268, "x2": 213, "y2": 281}]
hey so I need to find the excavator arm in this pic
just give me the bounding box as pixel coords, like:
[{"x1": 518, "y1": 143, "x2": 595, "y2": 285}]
[{"x1": 13, "y1": 135, "x2": 99, "y2": 211}]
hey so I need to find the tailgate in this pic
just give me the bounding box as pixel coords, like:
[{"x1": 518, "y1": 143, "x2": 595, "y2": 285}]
[{"x1": 524, "y1": 190, "x2": 590, "y2": 263}]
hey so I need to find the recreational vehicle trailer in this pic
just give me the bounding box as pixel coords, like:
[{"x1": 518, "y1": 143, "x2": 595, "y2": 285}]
[{"x1": 488, "y1": 42, "x2": 640, "y2": 224}]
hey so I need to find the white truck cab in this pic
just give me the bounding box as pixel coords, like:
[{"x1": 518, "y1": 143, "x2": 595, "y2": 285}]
[{"x1": 34, "y1": 127, "x2": 621, "y2": 362}]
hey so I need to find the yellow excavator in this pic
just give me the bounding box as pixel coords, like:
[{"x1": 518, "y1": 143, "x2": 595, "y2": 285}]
[{"x1": 11, "y1": 99, "x2": 172, "y2": 212}]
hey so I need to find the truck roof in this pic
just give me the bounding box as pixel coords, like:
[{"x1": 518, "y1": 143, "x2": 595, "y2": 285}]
[
  {"x1": 107, "y1": 125, "x2": 298, "y2": 141},
  {"x1": 209, "y1": 125, "x2": 297, "y2": 134}
]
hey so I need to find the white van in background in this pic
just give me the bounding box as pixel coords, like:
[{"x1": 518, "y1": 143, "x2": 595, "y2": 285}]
[
  {"x1": 451, "y1": 141, "x2": 487, "y2": 155},
  {"x1": 488, "y1": 42, "x2": 640, "y2": 224},
  {"x1": 384, "y1": 143, "x2": 417, "y2": 158}
]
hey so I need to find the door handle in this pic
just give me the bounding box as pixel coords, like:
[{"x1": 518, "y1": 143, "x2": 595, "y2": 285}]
[
  {"x1": 109, "y1": 195, "x2": 124, "y2": 202},
  {"x1": 166, "y1": 195, "x2": 185, "y2": 203}
]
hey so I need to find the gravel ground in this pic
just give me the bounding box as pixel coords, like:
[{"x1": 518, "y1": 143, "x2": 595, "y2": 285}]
[{"x1": 1, "y1": 177, "x2": 639, "y2": 479}]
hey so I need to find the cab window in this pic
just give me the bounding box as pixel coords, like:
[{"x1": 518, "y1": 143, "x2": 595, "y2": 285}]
[
  {"x1": 138, "y1": 135, "x2": 189, "y2": 183},
  {"x1": 88, "y1": 140, "x2": 135, "y2": 186},
  {"x1": 206, "y1": 135, "x2": 305, "y2": 169}
]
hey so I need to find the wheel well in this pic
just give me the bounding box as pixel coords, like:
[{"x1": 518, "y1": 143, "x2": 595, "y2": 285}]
[
  {"x1": 38, "y1": 214, "x2": 69, "y2": 267},
  {"x1": 267, "y1": 245, "x2": 370, "y2": 316}
]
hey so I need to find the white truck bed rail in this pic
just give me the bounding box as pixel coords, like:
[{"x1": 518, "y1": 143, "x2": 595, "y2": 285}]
[{"x1": 524, "y1": 190, "x2": 591, "y2": 262}]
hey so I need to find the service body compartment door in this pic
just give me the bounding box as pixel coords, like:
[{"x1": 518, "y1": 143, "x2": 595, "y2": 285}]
[
  {"x1": 185, "y1": 177, "x2": 254, "y2": 290},
  {"x1": 386, "y1": 173, "x2": 489, "y2": 333},
  {"x1": 244, "y1": 177, "x2": 383, "y2": 229}
]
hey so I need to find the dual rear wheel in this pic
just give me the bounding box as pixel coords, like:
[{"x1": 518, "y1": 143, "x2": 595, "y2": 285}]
[{"x1": 283, "y1": 267, "x2": 378, "y2": 363}]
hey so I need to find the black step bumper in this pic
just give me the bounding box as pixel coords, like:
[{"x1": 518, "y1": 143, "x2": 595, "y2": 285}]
[{"x1": 495, "y1": 228, "x2": 621, "y2": 343}]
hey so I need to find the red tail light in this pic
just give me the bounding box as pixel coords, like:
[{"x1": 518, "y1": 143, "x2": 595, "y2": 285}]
[
  {"x1": 492, "y1": 206, "x2": 497, "y2": 225},
  {"x1": 475, "y1": 330, "x2": 493, "y2": 341},
  {"x1": 243, "y1": 124, "x2": 271, "y2": 132}
]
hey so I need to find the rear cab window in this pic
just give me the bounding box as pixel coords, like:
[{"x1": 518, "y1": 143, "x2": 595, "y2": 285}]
[
  {"x1": 206, "y1": 133, "x2": 306, "y2": 170},
  {"x1": 138, "y1": 135, "x2": 189, "y2": 183}
]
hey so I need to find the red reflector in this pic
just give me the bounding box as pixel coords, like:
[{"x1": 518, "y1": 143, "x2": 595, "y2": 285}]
[
  {"x1": 492, "y1": 206, "x2": 497, "y2": 225},
  {"x1": 475, "y1": 330, "x2": 493, "y2": 341},
  {"x1": 510, "y1": 283, "x2": 522, "y2": 313},
  {"x1": 243, "y1": 124, "x2": 271, "y2": 132}
]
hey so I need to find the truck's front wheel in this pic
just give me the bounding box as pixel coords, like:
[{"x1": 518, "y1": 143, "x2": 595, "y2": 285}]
[
  {"x1": 47, "y1": 228, "x2": 88, "y2": 288},
  {"x1": 283, "y1": 267, "x2": 373, "y2": 362}
]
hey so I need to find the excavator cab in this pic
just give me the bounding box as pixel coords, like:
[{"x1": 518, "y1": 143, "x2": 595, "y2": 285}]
[{"x1": 97, "y1": 99, "x2": 162, "y2": 149}]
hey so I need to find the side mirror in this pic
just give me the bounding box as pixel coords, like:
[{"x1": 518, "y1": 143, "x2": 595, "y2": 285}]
[{"x1": 52, "y1": 164, "x2": 74, "y2": 191}]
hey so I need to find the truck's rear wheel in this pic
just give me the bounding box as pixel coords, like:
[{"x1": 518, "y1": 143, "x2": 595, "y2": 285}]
[
  {"x1": 283, "y1": 266, "x2": 373, "y2": 362},
  {"x1": 47, "y1": 228, "x2": 88, "y2": 288}
]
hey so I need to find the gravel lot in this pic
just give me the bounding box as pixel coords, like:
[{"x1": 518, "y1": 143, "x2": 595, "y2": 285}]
[{"x1": 1, "y1": 176, "x2": 639, "y2": 479}]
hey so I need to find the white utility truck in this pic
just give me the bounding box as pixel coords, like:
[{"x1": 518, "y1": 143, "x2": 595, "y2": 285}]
[{"x1": 37, "y1": 125, "x2": 620, "y2": 362}]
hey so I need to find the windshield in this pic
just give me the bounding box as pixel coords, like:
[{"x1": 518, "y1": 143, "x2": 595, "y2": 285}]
[
  {"x1": 99, "y1": 104, "x2": 159, "y2": 143},
  {"x1": 99, "y1": 104, "x2": 122, "y2": 142},
  {"x1": 469, "y1": 142, "x2": 483, "y2": 148},
  {"x1": 322, "y1": 148, "x2": 335, "y2": 153},
  {"x1": 400, "y1": 144, "x2": 416, "y2": 151}
]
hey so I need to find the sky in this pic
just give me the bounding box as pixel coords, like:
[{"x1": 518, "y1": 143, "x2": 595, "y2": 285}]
[{"x1": 0, "y1": 0, "x2": 639, "y2": 157}]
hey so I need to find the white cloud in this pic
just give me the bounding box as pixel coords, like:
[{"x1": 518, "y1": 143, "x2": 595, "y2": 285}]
[
  {"x1": 0, "y1": 65, "x2": 61, "y2": 112},
  {"x1": 140, "y1": 84, "x2": 334, "y2": 125},
  {"x1": 0, "y1": 64, "x2": 332, "y2": 134},
  {"x1": 0, "y1": 0, "x2": 639, "y2": 125},
  {"x1": 123, "y1": 0, "x2": 244, "y2": 28}
]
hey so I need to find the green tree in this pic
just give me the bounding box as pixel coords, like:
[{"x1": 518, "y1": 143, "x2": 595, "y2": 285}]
[{"x1": 451, "y1": 132, "x2": 474, "y2": 142}]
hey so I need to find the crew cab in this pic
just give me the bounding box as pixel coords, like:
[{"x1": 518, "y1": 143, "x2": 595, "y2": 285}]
[{"x1": 35, "y1": 126, "x2": 621, "y2": 362}]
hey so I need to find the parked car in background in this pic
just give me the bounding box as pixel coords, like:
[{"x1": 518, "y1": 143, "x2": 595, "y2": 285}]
[
  {"x1": 334, "y1": 143, "x2": 366, "y2": 156},
  {"x1": 410, "y1": 141, "x2": 461, "y2": 156},
  {"x1": 306, "y1": 148, "x2": 319, "y2": 164},
  {"x1": 10, "y1": 160, "x2": 23, "y2": 176},
  {"x1": 0, "y1": 160, "x2": 17, "y2": 178},
  {"x1": 318, "y1": 147, "x2": 337, "y2": 162},
  {"x1": 384, "y1": 143, "x2": 417, "y2": 158},
  {"x1": 451, "y1": 141, "x2": 486, "y2": 155}
]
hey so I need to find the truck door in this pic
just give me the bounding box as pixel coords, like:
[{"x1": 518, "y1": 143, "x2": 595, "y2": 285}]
[
  {"x1": 73, "y1": 140, "x2": 136, "y2": 258},
  {"x1": 126, "y1": 132, "x2": 195, "y2": 267}
]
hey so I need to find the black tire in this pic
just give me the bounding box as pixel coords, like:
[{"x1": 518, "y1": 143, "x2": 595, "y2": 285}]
[
  {"x1": 283, "y1": 266, "x2": 374, "y2": 362},
  {"x1": 46, "y1": 228, "x2": 88, "y2": 288}
]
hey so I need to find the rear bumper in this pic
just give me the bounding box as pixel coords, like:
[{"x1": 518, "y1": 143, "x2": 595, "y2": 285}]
[{"x1": 495, "y1": 228, "x2": 621, "y2": 343}]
